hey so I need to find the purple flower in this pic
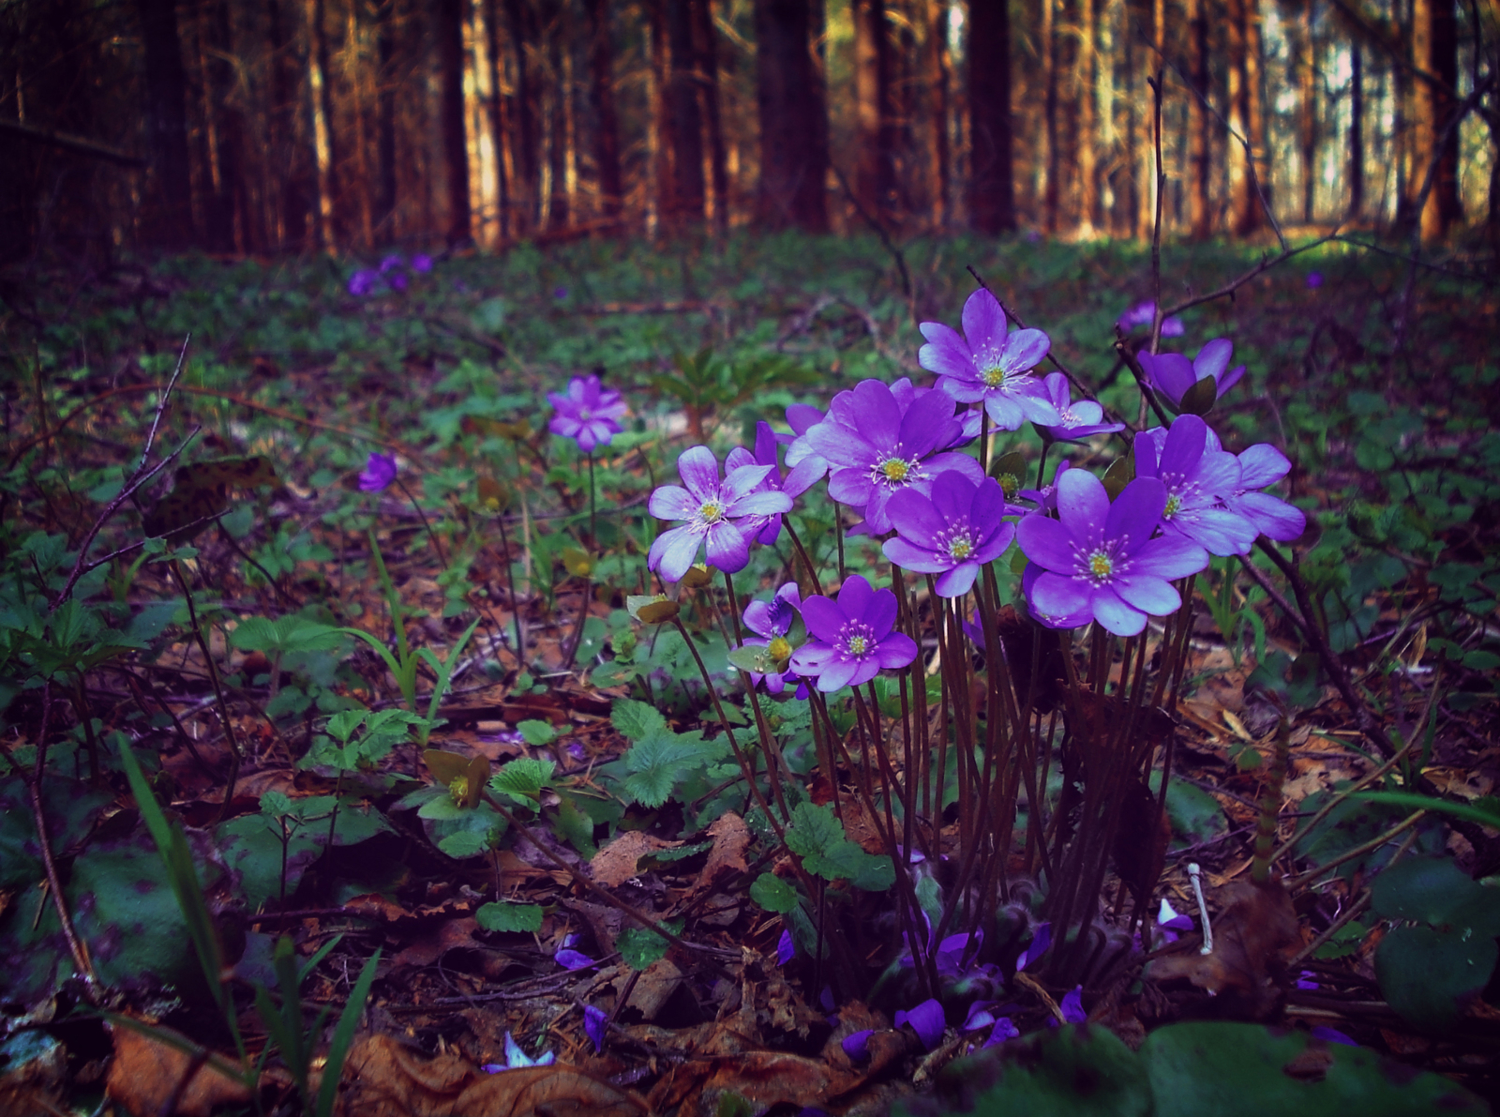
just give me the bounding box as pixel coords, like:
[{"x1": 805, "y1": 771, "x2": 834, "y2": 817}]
[
  {"x1": 985, "y1": 1017, "x2": 1021, "y2": 1046},
  {"x1": 841, "y1": 1029, "x2": 874, "y2": 1061},
  {"x1": 348, "y1": 268, "x2": 378, "y2": 297},
  {"x1": 647, "y1": 447, "x2": 792, "y2": 583},
  {"x1": 1017, "y1": 470, "x2": 1209, "y2": 636},
  {"x1": 379, "y1": 253, "x2": 404, "y2": 274},
  {"x1": 584, "y1": 1005, "x2": 608, "y2": 1053},
  {"x1": 1296, "y1": 970, "x2": 1320, "y2": 991},
  {"x1": 485, "y1": 1032, "x2": 555, "y2": 1071},
  {"x1": 790, "y1": 575, "x2": 919, "y2": 692},
  {"x1": 412, "y1": 253, "x2": 434, "y2": 273},
  {"x1": 1017, "y1": 460, "x2": 1071, "y2": 514},
  {"x1": 895, "y1": 998, "x2": 946, "y2": 1050},
  {"x1": 1223, "y1": 443, "x2": 1306, "y2": 542},
  {"x1": 1034, "y1": 373, "x2": 1126, "y2": 443},
  {"x1": 1137, "y1": 339, "x2": 1246, "y2": 412},
  {"x1": 555, "y1": 948, "x2": 596, "y2": 970},
  {"x1": 1157, "y1": 898, "x2": 1193, "y2": 932},
  {"x1": 919, "y1": 288, "x2": 1059, "y2": 431},
  {"x1": 358, "y1": 452, "x2": 398, "y2": 492},
  {"x1": 1116, "y1": 300, "x2": 1185, "y2": 337},
  {"x1": 1061, "y1": 985, "x2": 1086, "y2": 1024},
  {"x1": 883, "y1": 472, "x2": 1015, "y2": 598},
  {"x1": 1018, "y1": 922, "x2": 1052, "y2": 970},
  {"x1": 1135, "y1": 415, "x2": 1258, "y2": 556},
  {"x1": 1306, "y1": 271, "x2": 1324, "y2": 289},
  {"x1": 553, "y1": 286, "x2": 569, "y2": 300},
  {"x1": 777, "y1": 929, "x2": 795, "y2": 966},
  {"x1": 387, "y1": 269, "x2": 409, "y2": 292},
  {"x1": 1311, "y1": 1025, "x2": 1357, "y2": 1046},
  {"x1": 547, "y1": 374, "x2": 627, "y2": 453},
  {"x1": 743, "y1": 582, "x2": 803, "y2": 696},
  {"x1": 801, "y1": 378, "x2": 984, "y2": 534},
  {"x1": 726, "y1": 421, "x2": 824, "y2": 544}
]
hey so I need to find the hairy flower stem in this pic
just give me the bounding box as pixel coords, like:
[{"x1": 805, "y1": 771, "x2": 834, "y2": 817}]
[
  {"x1": 494, "y1": 511, "x2": 526, "y2": 668},
  {"x1": 587, "y1": 451, "x2": 597, "y2": 544},
  {"x1": 781, "y1": 519, "x2": 825, "y2": 596}
]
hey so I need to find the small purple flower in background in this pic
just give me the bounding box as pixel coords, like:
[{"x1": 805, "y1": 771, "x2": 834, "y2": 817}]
[
  {"x1": 986, "y1": 1017, "x2": 1021, "y2": 1046},
  {"x1": 1311, "y1": 1025, "x2": 1357, "y2": 1046},
  {"x1": 358, "y1": 452, "x2": 398, "y2": 492},
  {"x1": 743, "y1": 582, "x2": 803, "y2": 696},
  {"x1": 1296, "y1": 970, "x2": 1320, "y2": 991},
  {"x1": 1018, "y1": 459, "x2": 1071, "y2": 514},
  {"x1": 883, "y1": 472, "x2": 1015, "y2": 598},
  {"x1": 387, "y1": 269, "x2": 409, "y2": 292},
  {"x1": 584, "y1": 1005, "x2": 608, "y2": 1054},
  {"x1": 547, "y1": 374, "x2": 628, "y2": 453},
  {"x1": 484, "y1": 1032, "x2": 555, "y2": 1072},
  {"x1": 555, "y1": 947, "x2": 596, "y2": 970},
  {"x1": 895, "y1": 998, "x2": 946, "y2": 1050},
  {"x1": 777, "y1": 929, "x2": 796, "y2": 966},
  {"x1": 647, "y1": 447, "x2": 791, "y2": 582},
  {"x1": 379, "y1": 253, "x2": 404, "y2": 274},
  {"x1": 726, "y1": 421, "x2": 824, "y2": 544},
  {"x1": 1137, "y1": 339, "x2": 1246, "y2": 412},
  {"x1": 1116, "y1": 300, "x2": 1185, "y2": 337},
  {"x1": 1223, "y1": 443, "x2": 1306, "y2": 543},
  {"x1": 411, "y1": 253, "x2": 434, "y2": 273},
  {"x1": 841, "y1": 1029, "x2": 874, "y2": 1061},
  {"x1": 553, "y1": 285, "x2": 569, "y2": 300},
  {"x1": 801, "y1": 377, "x2": 985, "y2": 534},
  {"x1": 348, "y1": 268, "x2": 378, "y2": 297},
  {"x1": 1033, "y1": 373, "x2": 1126, "y2": 443},
  {"x1": 1018, "y1": 922, "x2": 1052, "y2": 970},
  {"x1": 920, "y1": 288, "x2": 1059, "y2": 431},
  {"x1": 1155, "y1": 898, "x2": 1193, "y2": 946},
  {"x1": 1135, "y1": 415, "x2": 1258, "y2": 556},
  {"x1": 790, "y1": 575, "x2": 918, "y2": 692},
  {"x1": 1061, "y1": 986, "x2": 1086, "y2": 1024},
  {"x1": 1306, "y1": 271, "x2": 1324, "y2": 289},
  {"x1": 1017, "y1": 470, "x2": 1209, "y2": 636}
]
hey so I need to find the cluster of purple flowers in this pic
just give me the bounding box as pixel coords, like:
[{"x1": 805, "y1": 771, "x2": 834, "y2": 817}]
[
  {"x1": 624, "y1": 284, "x2": 1303, "y2": 686},
  {"x1": 348, "y1": 251, "x2": 433, "y2": 297}
]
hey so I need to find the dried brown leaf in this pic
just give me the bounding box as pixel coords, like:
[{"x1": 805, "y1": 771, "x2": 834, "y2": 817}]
[
  {"x1": 590, "y1": 831, "x2": 683, "y2": 888},
  {"x1": 688, "y1": 812, "x2": 751, "y2": 899},
  {"x1": 105, "y1": 1024, "x2": 251, "y2": 1117}
]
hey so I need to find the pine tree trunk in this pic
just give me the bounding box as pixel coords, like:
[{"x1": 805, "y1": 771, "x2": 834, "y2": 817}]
[
  {"x1": 853, "y1": 0, "x2": 895, "y2": 217},
  {"x1": 438, "y1": 0, "x2": 471, "y2": 245},
  {"x1": 967, "y1": 0, "x2": 1015, "y2": 233},
  {"x1": 1187, "y1": 0, "x2": 1211, "y2": 239},
  {"x1": 1076, "y1": 0, "x2": 1098, "y2": 235},
  {"x1": 1043, "y1": 0, "x2": 1060, "y2": 232},
  {"x1": 376, "y1": 0, "x2": 400, "y2": 240},
  {"x1": 1227, "y1": 0, "x2": 1263, "y2": 235},
  {"x1": 503, "y1": 0, "x2": 539, "y2": 231},
  {"x1": 692, "y1": 0, "x2": 730, "y2": 235},
  {"x1": 753, "y1": 0, "x2": 828, "y2": 230},
  {"x1": 136, "y1": 0, "x2": 196, "y2": 250},
  {"x1": 308, "y1": 0, "x2": 342, "y2": 248},
  {"x1": 1348, "y1": 41, "x2": 1363, "y2": 220},
  {"x1": 923, "y1": 0, "x2": 950, "y2": 229},
  {"x1": 1299, "y1": 1, "x2": 1317, "y2": 224},
  {"x1": 663, "y1": 0, "x2": 706, "y2": 227},
  {"x1": 583, "y1": 0, "x2": 624, "y2": 221},
  {"x1": 1431, "y1": 0, "x2": 1462, "y2": 228}
]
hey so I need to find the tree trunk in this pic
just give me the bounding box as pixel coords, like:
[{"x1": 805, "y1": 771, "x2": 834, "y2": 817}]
[
  {"x1": 967, "y1": 0, "x2": 1015, "y2": 233},
  {"x1": 201, "y1": 0, "x2": 246, "y2": 252},
  {"x1": 1076, "y1": 0, "x2": 1098, "y2": 235},
  {"x1": 376, "y1": 0, "x2": 399, "y2": 240},
  {"x1": 483, "y1": 0, "x2": 510, "y2": 240},
  {"x1": 661, "y1": 0, "x2": 705, "y2": 228},
  {"x1": 136, "y1": 0, "x2": 196, "y2": 250},
  {"x1": 753, "y1": 0, "x2": 828, "y2": 230},
  {"x1": 503, "y1": 0, "x2": 539, "y2": 231},
  {"x1": 1227, "y1": 0, "x2": 1263, "y2": 235},
  {"x1": 1299, "y1": 0, "x2": 1317, "y2": 223},
  {"x1": 438, "y1": 0, "x2": 471, "y2": 245},
  {"x1": 1187, "y1": 0, "x2": 1211, "y2": 239},
  {"x1": 923, "y1": 0, "x2": 950, "y2": 229},
  {"x1": 1430, "y1": 0, "x2": 1462, "y2": 229},
  {"x1": 853, "y1": 0, "x2": 895, "y2": 217},
  {"x1": 583, "y1": 0, "x2": 623, "y2": 221},
  {"x1": 693, "y1": 0, "x2": 730, "y2": 235},
  {"x1": 308, "y1": 0, "x2": 342, "y2": 249},
  {"x1": 1348, "y1": 40, "x2": 1363, "y2": 220},
  {"x1": 1042, "y1": 0, "x2": 1060, "y2": 232},
  {"x1": 545, "y1": 6, "x2": 571, "y2": 231}
]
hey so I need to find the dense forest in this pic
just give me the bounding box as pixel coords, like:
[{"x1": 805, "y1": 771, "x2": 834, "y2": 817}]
[{"x1": 1, "y1": 0, "x2": 1495, "y2": 262}]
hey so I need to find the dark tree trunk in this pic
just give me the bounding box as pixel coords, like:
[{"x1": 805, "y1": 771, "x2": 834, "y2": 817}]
[
  {"x1": 753, "y1": 0, "x2": 827, "y2": 230},
  {"x1": 1187, "y1": 0, "x2": 1211, "y2": 239},
  {"x1": 853, "y1": 0, "x2": 895, "y2": 217},
  {"x1": 1299, "y1": 1, "x2": 1317, "y2": 223},
  {"x1": 1430, "y1": 0, "x2": 1462, "y2": 228},
  {"x1": 267, "y1": 0, "x2": 312, "y2": 249},
  {"x1": 504, "y1": 0, "x2": 539, "y2": 231},
  {"x1": 1348, "y1": 41, "x2": 1363, "y2": 220},
  {"x1": 202, "y1": 0, "x2": 246, "y2": 252},
  {"x1": 376, "y1": 0, "x2": 399, "y2": 239},
  {"x1": 546, "y1": 7, "x2": 570, "y2": 231},
  {"x1": 923, "y1": 0, "x2": 950, "y2": 228},
  {"x1": 692, "y1": 0, "x2": 729, "y2": 234},
  {"x1": 662, "y1": 0, "x2": 705, "y2": 227},
  {"x1": 438, "y1": 0, "x2": 471, "y2": 245},
  {"x1": 136, "y1": 0, "x2": 196, "y2": 250},
  {"x1": 1043, "y1": 0, "x2": 1060, "y2": 232},
  {"x1": 310, "y1": 0, "x2": 341, "y2": 246},
  {"x1": 968, "y1": 0, "x2": 1014, "y2": 233},
  {"x1": 583, "y1": 0, "x2": 623, "y2": 221}
]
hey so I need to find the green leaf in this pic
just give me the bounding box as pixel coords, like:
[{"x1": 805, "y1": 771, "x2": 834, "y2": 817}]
[
  {"x1": 749, "y1": 872, "x2": 798, "y2": 914},
  {"x1": 437, "y1": 831, "x2": 491, "y2": 858},
  {"x1": 475, "y1": 902, "x2": 545, "y2": 933},
  {"x1": 783, "y1": 802, "x2": 844, "y2": 859},
  {"x1": 517, "y1": 719, "x2": 558, "y2": 745},
  {"x1": 490, "y1": 757, "x2": 556, "y2": 803},
  {"x1": 618, "y1": 919, "x2": 682, "y2": 971},
  {"x1": 612, "y1": 698, "x2": 668, "y2": 741}
]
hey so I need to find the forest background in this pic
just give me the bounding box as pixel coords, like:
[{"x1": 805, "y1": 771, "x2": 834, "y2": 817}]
[{"x1": 2, "y1": 0, "x2": 1496, "y2": 259}]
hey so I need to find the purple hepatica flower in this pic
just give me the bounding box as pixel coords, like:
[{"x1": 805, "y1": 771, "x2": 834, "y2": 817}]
[
  {"x1": 555, "y1": 948, "x2": 596, "y2": 970},
  {"x1": 1034, "y1": 373, "x2": 1126, "y2": 443},
  {"x1": 348, "y1": 268, "x2": 378, "y2": 297},
  {"x1": 743, "y1": 582, "x2": 803, "y2": 696},
  {"x1": 1306, "y1": 271, "x2": 1324, "y2": 289},
  {"x1": 1311, "y1": 1025, "x2": 1357, "y2": 1046},
  {"x1": 1224, "y1": 443, "x2": 1306, "y2": 543},
  {"x1": 803, "y1": 377, "x2": 985, "y2": 535},
  {"x1": 841, "y1": 1029, "x2": 874, "y2": 1062},
  {"x1": 484, "y1": 1032, "x2": 555, "y2": 1072},
  {"x1": 895, "y1": 998, "x2": 946, "y2": 1050},
  {"x1": 1138, "y1": 339, "x2": 1246, "y2": 412},
  {"x1": 359, "y1": 452, "x2": 398, "y2": 492},
  {"x1": 547, "y1": 374, "x2": 628, "y2": 453},
  {"x1": 726, "y1": 421, "x2": 824, "y2": 544},
  {"x1": 985, "y1": 1017, "x2": 1022, "y2": 1046},
  {"x1": 387, "y1": 269, "x2": 409, "y2": 292},
  {"x1": 1061, "y1": 986, "x2": 1086, "y2": 1024},
  {"x1": 1116, "y1": 300, "x2": 1185, "y2": 337},
  {"x1": 553, "y1": 285, "x2": 569, "y2": 300},
  {"x1": 1018, "y1": 922, "x2": 1052, "y2": 970},
  {"x1": 1017, "y1": 459, "x2": 1071, "y2": 514},
  {"x1": 883, "y1": 472, "x2": 1015, "y2": 598},
  {"x1": 777, "y1": 929, "x2": 795, "y2": 966},
  {"x1": 1135, "y1": 415, "x2": 1258, "y2": 556},
  {"x1": 920, "y1": 288, "x2": 1060, "y2": 431},
  {"x1": 412, "y1": 253, "x2": 433, "y2": 273},
  {"x1": 1017, "y1": 470, "x2": 1209, "y2": 637},
  {"x1": 379, "y1": 253, "x2": 404, "y2": 273},
  {"x1": 1296, "y1": 970, "x2": 1320, "y2": 991},
  {"x1": 790, "y1": 575, "x2": 918, "y2": 692},
  {"x1": 584, "y1": 1005, "x2": 608, "y2": 1054},
  {"x1": 648, "y1": 447, "x2": 792, "y2": 583}
]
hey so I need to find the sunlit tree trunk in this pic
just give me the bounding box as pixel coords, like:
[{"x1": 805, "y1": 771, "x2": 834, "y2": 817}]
[
  {"x1": 753, "y1": 0, "x2": 829, "y2": 230},
  {"x1": 503, "y1": 0, "x2": 539, "y2": 231},
  {"x1": 692, "y1": 0, "x2": 730, "y2": 235},
  {"x1": 583, "y1": 0, "x2": 623, "y2": 221},
  {"x1": 1227, "y1": 0, "x2": 1264, "y2": 235},
  {"x1": 967, "y1": 0, "x2": 1015, "y2": 233},
  {"x1": 1042, "y1": 0, "x2": 1060, "y2": 232},
  {"x1": 438, "y1": 0, "x2": 471, "y2": 245},
  {"x1": 923, "y1": 0, "x2": 951, "y2": 229},
  {"x1": 376, "y1": 0, "x2": 400, "y2": 240},
  {"x1": 1186, "y1": 0, "x2": 1211, "y2": 239},
  {"x1": 1298, "y1": 0, "x2": 1317, "y2": 223},
  {"x1": 1076, "y1": 0, "x2": 1098, "y2": 235},
  {"x1": 136, "y1": 0, "x2": 196, "y2": 250},
  {"x1": 307, "y1": 0, "x2": 341, "y2": 249},
  {"x1": 854, "y1": 0, "x2": 896, "y2": 217},
  {"x1": 1348, "y1": 40, "x2": 1363, "y2": 220},
  {"x1": 482, "y1": 0, "x2": 511, "y2": 240}
]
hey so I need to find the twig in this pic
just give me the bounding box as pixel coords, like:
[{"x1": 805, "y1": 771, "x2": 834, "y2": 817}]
[{"x1": 1286, "y1": 810, "x2": 1426, "y2": 891}]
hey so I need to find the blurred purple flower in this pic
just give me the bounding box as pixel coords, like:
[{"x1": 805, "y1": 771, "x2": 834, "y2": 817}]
[
  {"x1": 986, "y1": 1017, "x2": 1021, "y2": 1046},
  {"x1": 1034, "y1": 373, "x2": 1126, "y2": 443},
  {"x1": 647, "y1": 447, "x2": 791, "y2": 582},
  {"x1": 1061, "y1": 985, "x2": 1086, "y2": 1024},
  {"x1": 1311, "y1": 1025, "x2": 1357, "y2": 1046},
  {"x1": 895, "y1": 999, "x2": 946, "y2": 1050},
  {"x1": 1137, "y1": 340, "x2": 1246, "y2": 412},
  {"x1": 1296, "y1": 970, "x2": 1320, "y2": 991},
  {"x1": 348, "y1": 268, "x2": 378, "y2": 297},
  {"x1": 1018, "y1": 922, "x2": 1052, "y2": 970},
  {"x1": 790, "y1": 575, "x2": 919, "y2": 692},
  {"x1": 547, "y1": 374, "x2": 627, "y2": 453},
  {"x1": 1135, "y1": 415, "x2": 1258, "y2": 556},
  {"x1": 1116, "y1": 300, "x2": 1185, "y2": 337},
  {"x1": 553, "y1": 286, "x2": 569, "y2": 300},
  {"x1": 920, "y1": 288, "x2": 1059, "y2": 431},
  {"x1": 412, "y1": 253, "x2": 434, "y2": 273},
  {"x1": 358, "y1": 452, "x2": 398, "y2": 492},
  {"x1": 841, "y1": 1029, "x2": 874, "y2": 1061},
  {"x1": 1158, "y1": 898, "x2": 1193, "y2": 932},
  {"x1": 883, "y1": 472, "x2": 1015, "y2": 598},
  {"x1": 777, "y1": 929, "x2": 795, "y2": 966},
  {"x1": 387, "y1": 269, "x2": 409, "y2": 292},
  {"x1": 379, "y1": 253, "x2": 404, "y2": 274},
  {"x1": 726, "y1": 421, "x2": 824, "y2": 544},
  {"x1": 584, "y1": 1005, "x2": 608, "y2": 1053},
  {"x1": 485, "y1": 1032, "x2": 555, "y2": 1072},
  {"x1": 555, "y1": 948, "x2": 596, "y2": 970},
  {"x1": 1017, "y1": 470, "x2": 1209, "y2": 636},
  {"x1": 1306, "y1": 271, "x2": 1324, "y2": 289},
  {"x1": 743, "y1": 582, "x2": 803, "y2": 696},
  {"x1": 801, "y1": 377, "x2": 985, "y2": 534}
]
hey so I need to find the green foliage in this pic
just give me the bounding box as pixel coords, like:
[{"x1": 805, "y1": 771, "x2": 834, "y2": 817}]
[
  {"x1": 783, "y1": 802, "x2": 894, "y2": 891},
  {"x1": 618, "y1": 919, "x2": 683, "y2": 970},
  {"x1": 476, "y1": 902, "x2": 545, "y2": 932},
  {"x1": 607, "y1": 697, "x2": 730, "y2": 809}
]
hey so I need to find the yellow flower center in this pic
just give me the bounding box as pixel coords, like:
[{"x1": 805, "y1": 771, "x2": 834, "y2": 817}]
[
  {"x1": 768, "y1": 636, "x2": 792, "y2": 663},
  {"x1": 847, "y1": 635, "x2": 869, "y2": 656},
  {"x1": 949, "y1": 539, "x2": 973, "y2": 560},
  {"x1": 448, "y1": 775, "x2": 470, "y2": 804},
  {"x1": 982, "y1": 365, "x2": 1007, "y2": 388},
  {"x1": 997, "y1": 473, "x2": 1019, "y2": 499},
  {"x1": 699, "y1": 500, "x2": 724, "y2": 523},
  {"x1": 1089, "y1": 552, "x2": 1114, "y2": 579},
  {"x1": 881, "y1": 459, "x2": 910, "y2": 483},
  {"x1": 1163, "y1": 493, "x2": 1181, "y2": 519}
]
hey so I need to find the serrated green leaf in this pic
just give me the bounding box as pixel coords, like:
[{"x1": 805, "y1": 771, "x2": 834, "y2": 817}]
[
  {"x1": 612, "y1": 698, "x2": 668, "y2": 741},
  {"x1": 437, "y1": 831, "x2": 491, "y2": 858},
  {"x1": 490, "y1": 757, "x2": 556, "y2": 802},
  {"x1": 618, "y1": 919, "x2": 682, "y2": 970},
  {"x1": 749, "y1": 872, "x2": 797, "y2": 913},
  {"x1": 517, "y1": 719, "x2": 557, "y2": 745},
  {"x1": 622, "y1": 765, "x2": 678, "y2": 809},
  {"x1": 475, "y1": 902, "x2": 544, "y2": 933},
  {"x1": 784, "y1": 802, "x2": 845, "y2": 859}
]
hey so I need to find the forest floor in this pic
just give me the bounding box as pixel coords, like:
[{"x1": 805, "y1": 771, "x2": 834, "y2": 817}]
[{"x1": 2, "y1": 229, "x2": 1500, "y2": 1116}]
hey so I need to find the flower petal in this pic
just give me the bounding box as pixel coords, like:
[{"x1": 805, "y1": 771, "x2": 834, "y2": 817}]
[
  {"x1": 1028, "y1": 570, "x2": 1091, "y2": 620},
  {"x1": 962, "y1": 289, "x2": 1008, "y2": 356},
  {"x1": 1017, "y1": 514, "x2": 1079, "y2": 572},
  {"x1": 934, "y1": 563, "x2": 980, "y2": 597},
  {"x1": 883, "y1": 536, "x2": 946, "y2": 573},
  {"x1": 649, "y1": 526, "x2": 704, "y2": 583},
  {"x1": 1134, "y1": 533, "x2": 1209, "y2": 579},
  {"x1": 1112, "y1": 574, "x2": 1181, "y2": 616},
  {"x1": 800, "y1": 597, "x2": 847, "y2": 644},
  {"x1": 837, "y1": 575, "x2": 875, "y2": 622},
  {"x1": 649, "y1": 485, "x2": 699, "y2": 521},
  {"x1": 1055, "y1": 468, "x2": 1111, "y2": 538},
  {"x1": 875, "y1": 632, "x2": 918, "y2": 668},
  {"x1": 704, "y1": 522, "x2": 752, "y2": 573},
  {"x1": 1106, "y1": 477, "x2": 1168, "y2": 550},
  {"x1": 675, "y1": 446, "x2": 722, "y2": 500},
  {"x1": 1238, "y1": 443, "x2": 1291, "y2": 489},
  {"x1": 1091, "y1": 589, "x2": 1148, "y2": 636}
]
